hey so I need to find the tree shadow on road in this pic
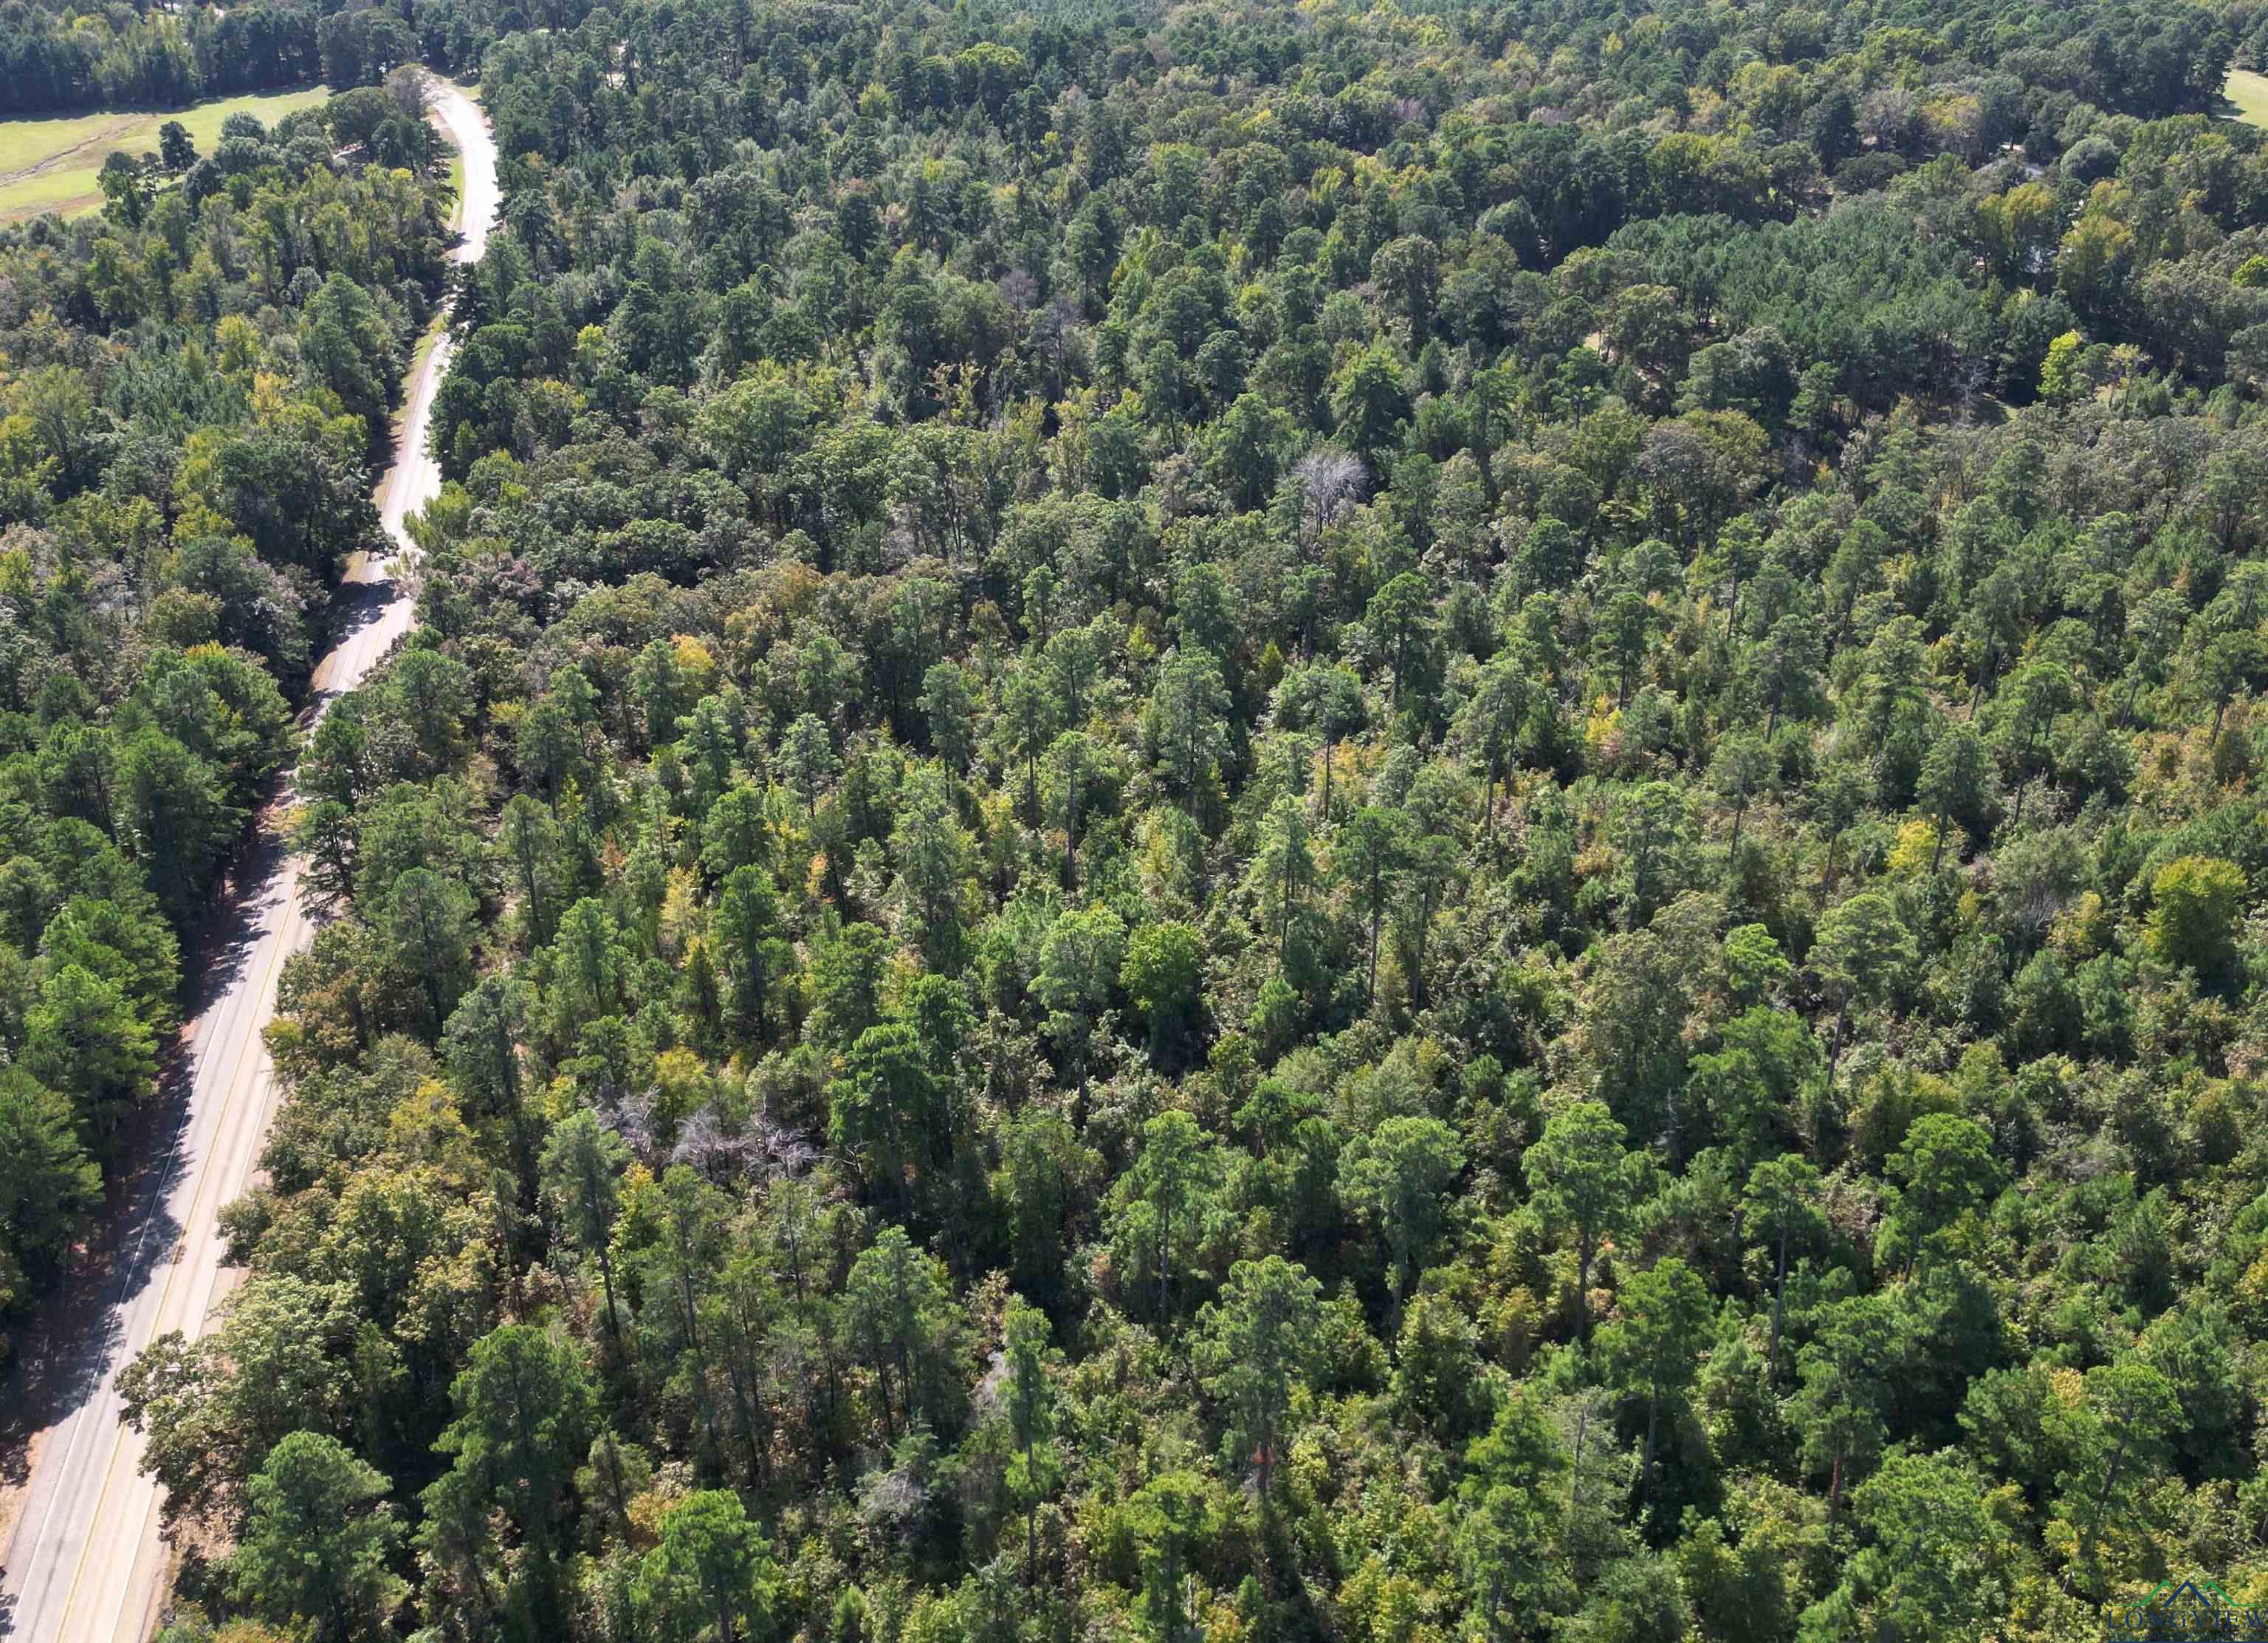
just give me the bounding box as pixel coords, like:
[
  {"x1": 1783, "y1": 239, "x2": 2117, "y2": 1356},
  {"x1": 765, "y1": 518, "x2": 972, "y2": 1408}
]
[
  {"x1": 0, "y1": 788, "x2": 289, "y2": 1551},
  {"x1": 318, "y1": 564, "x2": 401, "y2": 659}
]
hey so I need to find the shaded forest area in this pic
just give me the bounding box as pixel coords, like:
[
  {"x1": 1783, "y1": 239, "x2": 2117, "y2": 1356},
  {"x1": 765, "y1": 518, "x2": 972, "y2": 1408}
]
[
  {"x1": 0, "y1": 0, "x2": 577, "y2": 112},
  {"x1": 0, "y1": 80, "x2": 460, "y2": 1337},
  {"x1": 12, "y1": 0, "x2": 2268, "y2": 1638}
]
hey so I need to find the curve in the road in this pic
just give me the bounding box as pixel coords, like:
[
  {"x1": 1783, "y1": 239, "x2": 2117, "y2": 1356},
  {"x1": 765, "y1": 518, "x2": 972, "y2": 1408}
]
[{"x1": 0, "y1": 76, "x2": 496, "y2": 1643}]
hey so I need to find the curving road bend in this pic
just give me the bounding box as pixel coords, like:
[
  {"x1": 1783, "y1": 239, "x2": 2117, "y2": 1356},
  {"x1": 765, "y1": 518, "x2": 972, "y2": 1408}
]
[{"x1": 0, "y1": 78, "x2": 495, "y2": 1643}]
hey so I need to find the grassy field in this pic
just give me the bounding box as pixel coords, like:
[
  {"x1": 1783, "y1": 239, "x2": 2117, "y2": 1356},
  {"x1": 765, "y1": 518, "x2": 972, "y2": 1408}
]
[
  {"x1": 0, "y1": 85, "x2": 329, "y2": 223},
  {"x1": 2225, "y1": 68, "x2": 2268, "y2": 129}
]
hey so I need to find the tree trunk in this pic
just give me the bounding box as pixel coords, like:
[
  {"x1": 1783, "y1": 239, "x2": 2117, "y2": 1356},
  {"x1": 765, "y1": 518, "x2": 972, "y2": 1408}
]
[
  {"x1": 1024, "y1": 1430, "x2": 1040, "y2": 1588},
  {"x1": 1968, "y1": 639, "x2": 1993, "y2": 719},
  {"x1": 874, "y1": 1354, "x2": 897, "y2": 1440},
  {"x1": 1158, "y1": 1198, "x2": 1172, "y2": 1324},
  {"x1": 677, "y1": 1252, "x2": 725, "y2": 1464},
  {"x1": 1278, "y1": 854, "x2": 1295, "y2": 966},
  {"x1": 1412, "y1": 888, "x2": 1434, "y2": 1007},
  {"x1": 727, "y1": 1351, "x2": 767, "y2": 1486},
  {"x1": 1767, "y1": 1218, "x2": 1788, "y2": 1377},
  {"x1": 599, "y1": 1432, "x2": 633, "y2": 1528},
  {"x1": 1064, "y1": 775, "x2": 1080, "y2": 889},
  {"x1": 1638, "y1": 1393, "x2": 1659, "y2": 1503},
  {"x1": 597, "y1": 1242, "x2": 621, "y2": 1340},
  {"x1": 2069, "y1": 1430, "x2": 2132, "y2": 1594},
  {"x1": 1568, "y1": 1396, "x2": 1590, "y2": 1524},
  {"x1": 1367, "y1": 893, "x2": 1382, "y2": 1008}
]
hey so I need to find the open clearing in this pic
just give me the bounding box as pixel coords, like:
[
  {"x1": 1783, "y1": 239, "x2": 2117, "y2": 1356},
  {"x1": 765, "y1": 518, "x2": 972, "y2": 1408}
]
[
  {"x1": 2225, "y1": 68, "x2": 2268, "y2": 128},
  {"x1": 0, "y1": 85, "x2": 328, "y2": 223}
]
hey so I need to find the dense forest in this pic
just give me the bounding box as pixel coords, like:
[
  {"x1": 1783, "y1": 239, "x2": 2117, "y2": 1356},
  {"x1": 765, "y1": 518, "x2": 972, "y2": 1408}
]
[
  {"x1": 0, "y1": 0, "x2": 571, "y2": 112},
  {"x1": 0, "y1": 75, "x2": 457, "y2": 1340},
  {"x1": 13, "y1": 0, "x2": 2268, "y2": 1636}
]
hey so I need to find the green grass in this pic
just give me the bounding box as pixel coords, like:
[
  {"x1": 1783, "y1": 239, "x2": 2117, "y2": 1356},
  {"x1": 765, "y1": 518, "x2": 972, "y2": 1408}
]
[
  {"x1": 0, "y1": 85, "x2": 329, "y2": 223},
  {"x1": 2224, "y1": 68, "x2": 2268, "y2": 129}
]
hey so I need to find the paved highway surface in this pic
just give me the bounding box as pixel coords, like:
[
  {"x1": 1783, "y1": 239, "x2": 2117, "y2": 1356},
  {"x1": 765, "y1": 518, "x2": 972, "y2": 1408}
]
[{"x1": 0, "y1": 76, "x2": 496, "y2": 1643}]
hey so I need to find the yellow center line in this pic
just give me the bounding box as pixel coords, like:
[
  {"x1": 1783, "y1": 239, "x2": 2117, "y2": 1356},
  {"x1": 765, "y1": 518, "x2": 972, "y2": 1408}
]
[
  {"x1": 49, "y1": 865, "x2": 305, "y2": 1635},
  {"x1": 30, "y1": 80, "x2": 488, "y2": 1638}
]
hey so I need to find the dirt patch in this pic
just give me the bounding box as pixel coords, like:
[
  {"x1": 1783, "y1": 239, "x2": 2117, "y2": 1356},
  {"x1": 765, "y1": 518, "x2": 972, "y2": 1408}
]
[{"x1": 0, "y1": 120, "x2": 138, "y2": 188}]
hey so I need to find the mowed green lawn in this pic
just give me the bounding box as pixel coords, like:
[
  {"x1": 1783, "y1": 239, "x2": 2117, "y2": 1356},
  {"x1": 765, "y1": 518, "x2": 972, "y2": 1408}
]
[
  {"x1": 2226, "y1": 68, "x2": 2268, "y2": 129},
  {"x1": 0, "y1": 85, "x2": 328, "y2": 222}
]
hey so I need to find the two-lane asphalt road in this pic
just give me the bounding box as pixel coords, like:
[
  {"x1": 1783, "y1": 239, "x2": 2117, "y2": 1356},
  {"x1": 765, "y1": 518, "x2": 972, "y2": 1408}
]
[{"x1": 0, "y1": 77, "x2": 496, "y2": 1643}]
